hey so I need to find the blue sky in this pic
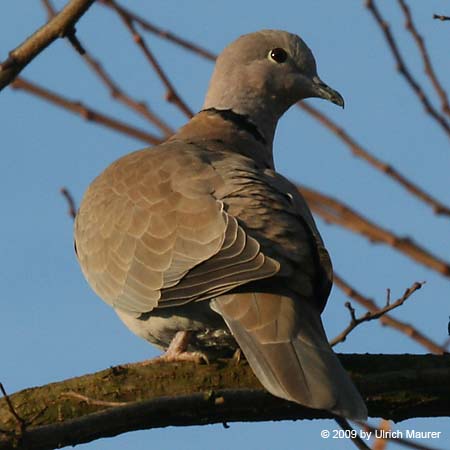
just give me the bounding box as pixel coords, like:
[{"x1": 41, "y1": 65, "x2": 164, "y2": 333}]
[{"x1": 1, "y1": 1, "x2": 449, "y2": 449}]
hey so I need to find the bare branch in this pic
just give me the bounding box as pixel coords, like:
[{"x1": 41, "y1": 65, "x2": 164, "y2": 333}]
[
  {"x1": 372, "y1": 419, "x2": 391, "y2": 450},
  {"x1": 298, "y1": 102, "x2": 450, "y2": 217},
  {"x1": 60, "y1": 187, "x2": 77, "y2": 219},
  {"x1": 11, "y1": 77, "x2": 163, "y2": 145},
  {"x1": 335, "y1": 417, "x2": 371, "y2": 450},
  {"x1": 41, "y1": 0, "x2": 174, "y2": 137},
  {"x1": 82, "y1": 52, "x2": 175, "y2": 136},
  {"x1": 40, "y1": 0, "x2": 86, "y2": 55},
  {"x1": 0, "y1": 383, "x2": 25, "y2": 433},
  {"x1": 0, "y1": 0, "x2": 95, "y2": 91},
  {"x1": 98, "y1": 0, "x2": 216, "y2": 61},
  {"x1": 397, "y1": 0, "x2": 450, "y2": 117},
  {"x1": 333, "y1": 274, "x2": 447, "y2": 354},
  {"x1": 299, "y1": 185, "x2": 450, "y2": 278},
  {"x1": 433, "y1": 14, "x2": 450, "y2": 22},
  {"x1": 41, "y1": 0, "x2": 56, "y2": 20},
  {"x1": 106, "y1": 0, "x2": 194, "y2": 118},
  {"x1": 331, "y1": 281, "x2": 424, "y2": 347},
  {"x1": 365, "y1": 0, "x2": 450, "y2": 140}
]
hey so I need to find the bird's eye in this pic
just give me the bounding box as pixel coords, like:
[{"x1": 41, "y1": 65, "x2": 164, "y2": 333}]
[{"x1": 268, "y1": 48, "x2": 288, "y2": 63}]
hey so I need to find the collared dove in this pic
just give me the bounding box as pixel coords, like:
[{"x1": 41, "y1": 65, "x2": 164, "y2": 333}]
[{"x1": 74, "y1": 30, "x2": 367, "y2": 420}]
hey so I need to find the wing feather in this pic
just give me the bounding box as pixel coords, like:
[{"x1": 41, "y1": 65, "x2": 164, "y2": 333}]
[{"x1": 75, "y1": 144, "x2": 279, "y2": 314}]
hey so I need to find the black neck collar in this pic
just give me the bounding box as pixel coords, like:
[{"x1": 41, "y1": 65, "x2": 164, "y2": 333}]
[{"x1": 201, "y1": 108, "x2": 267, "y2": 145}]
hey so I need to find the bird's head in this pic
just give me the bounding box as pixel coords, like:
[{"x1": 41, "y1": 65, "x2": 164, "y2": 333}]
[{"x1": 203, "y1": 30, "x2": 343, "y2": 142}]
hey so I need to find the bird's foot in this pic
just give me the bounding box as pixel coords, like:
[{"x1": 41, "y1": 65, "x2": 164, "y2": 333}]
[
  {"x1": 136, "y1": 331, "x2": 209, "y2": 366},
  {"x1": 232, "y1": 347, "x2": 243, "y2": 365},
  {"x1": 158, "y1": 349, "x2": 209, "y2": 365}
]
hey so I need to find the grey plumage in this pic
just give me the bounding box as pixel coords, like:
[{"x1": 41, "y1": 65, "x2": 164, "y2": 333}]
[{"x1": 74, "y1": 29, "x2": 367, "y2": 420}]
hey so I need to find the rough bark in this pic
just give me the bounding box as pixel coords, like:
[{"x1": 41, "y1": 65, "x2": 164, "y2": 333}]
[{"x1": 0, "y1": 354, "x2": 449, "y2": 449}]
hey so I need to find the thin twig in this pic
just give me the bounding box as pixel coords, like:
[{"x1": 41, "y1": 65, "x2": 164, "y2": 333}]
[
  {"x1": 365, "y1": 0, "x2": 450, "y2": 140},
  {"x1": 298, "y1": 102, "x2": 450, "y2": 217},
  {"x1": 335, "y1": 417, "x2": 371, "y2": 450},
  {"x1": 61, "y1": 391, "x2": 128, "y2": 407},
  {"x1": 41, "y1": 0, "x2": 55, "y2": 19},
  {"x1": 0, "y1": 383, "x2": 25, "y2": 432},
  {"x1": 333, "y1": 274, "x2": 447, "y2": 354},
  {"x1": 41, "y1": 0, "x2": 174, "y2": 137},
  {"x1": 397, "y1": 0, "x2": 450, "y2": 117},
  {"x1": 299, "y1": 185, "x2": 450, "y2": 278},
  {"x1": 64, "y1": 28, "x2": 86, "y2": 55},
  {"x1": 11, "y1": 77, "x2": 163, "y2": 145},
  {"x1": 60, "y1": 187, "x2": 77, "y2": 219},
  {"x1": 41, "y1": 0, "x2": 86, "y2": 55},
  {"x1": 433, "y1": 14, "x2": 450, "y2": 22},
  {"x1": 98, "y1": 0, "x2": 216, "y2": 61},
  {"x1": 107, "y1": 0, "x2": 193, "y2": 118},
  {"x1": 372, "y1": 419, "x2": 391, "y2": 450},
  {"x1": 331, "y1": 281, "x2": 424, "y2": 347},
  {"x1": 0, "y1": 0, "x2": 95, "y2": 91},
  {"x1": 80, "y1": 53, "x2": 174, "y2": 136}
]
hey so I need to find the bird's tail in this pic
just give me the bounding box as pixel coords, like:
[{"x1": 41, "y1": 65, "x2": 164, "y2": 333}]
[{"x1": 211, "y1": 292, "x2": 367, "y2": 420}]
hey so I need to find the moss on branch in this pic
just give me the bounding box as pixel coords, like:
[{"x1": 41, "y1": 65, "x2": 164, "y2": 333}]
[{"x1": 0, "y1": 354, "x2": 449, "y2": 449}]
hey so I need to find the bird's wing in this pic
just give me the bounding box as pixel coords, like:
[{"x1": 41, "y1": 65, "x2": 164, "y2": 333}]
[{"x1": 74, "y1": 143, "x2": 279, "y2": 314}]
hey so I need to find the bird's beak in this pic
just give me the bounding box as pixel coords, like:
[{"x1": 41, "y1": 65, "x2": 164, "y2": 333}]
[{"x1": 310, "y1": 76, "x2": 344, "y2": 108}]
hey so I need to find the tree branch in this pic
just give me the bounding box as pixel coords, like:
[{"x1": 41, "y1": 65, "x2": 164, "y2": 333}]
[
  {"x1": 298, "y1": 102, "x2": 450, "y2": 217},
  {"x1": 11, "y1": 77, "x2": 163, "y2": 145},
  {"x1": 397, "y1": 0, "x2": 450, "y2": 117},
  {"x1": 41, "y1": 0, "x2": 174, "y2": 137},
  {"x1": 0, "y1": 0, "x2": 96, "y2": 91},
  {"x1": 60, "y1": 187, "x2": 77, "y2": 219},
  {"x1": 335, "y1": 417, "x2": 371, "y2": 450},
  {"x1": 0, "y1": 383, "x2": 25, "y2": 435},
  {"x1": 334, "y1": 274, "x2": 447, "y2": 354},
  {"x1": 1, "y1": 355, "x2": 449, "y2": 450},
  {"x1": 107, "y1": 0, "x2": 194, "y2": 118},
  {"x1": 98, "y1": 0, "x2": 216, "y2": 61},
  {"x1": 330, "y1": 281, "x2": 424, "y2": 347},
  {"x1": 372, "y1": 419, "x2": 391, "y2": 450},
  {"x1": 298, "y1": 185, "x2": 450, "y2": 278},
  {"x1": 432, "y1": 14, "x2": 450, "y2": 22},
  {"x1": 365, "y1": 0, "x2": 450, "y2": 140}
]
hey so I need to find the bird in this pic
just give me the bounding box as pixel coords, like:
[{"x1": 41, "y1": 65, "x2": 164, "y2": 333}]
[{"x1": 74, "y1": 29, "x2": 367, "y2": 420}]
